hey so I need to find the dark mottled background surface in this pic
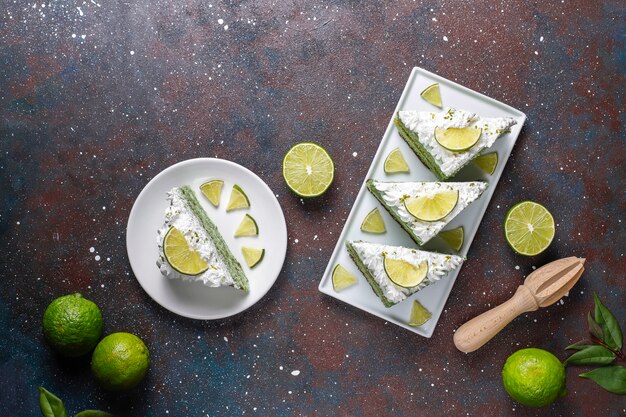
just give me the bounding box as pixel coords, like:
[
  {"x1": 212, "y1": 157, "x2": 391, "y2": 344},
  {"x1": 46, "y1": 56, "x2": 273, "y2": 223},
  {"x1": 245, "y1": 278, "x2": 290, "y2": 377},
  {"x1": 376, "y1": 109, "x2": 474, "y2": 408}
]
[{"x1": 1, "y1": 1, "x2": 624, "y2": 416}]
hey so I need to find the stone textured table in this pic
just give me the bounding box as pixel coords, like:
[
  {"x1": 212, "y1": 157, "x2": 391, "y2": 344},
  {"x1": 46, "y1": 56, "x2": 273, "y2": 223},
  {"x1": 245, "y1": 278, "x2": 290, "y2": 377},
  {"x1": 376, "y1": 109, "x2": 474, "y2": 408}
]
[{"x1": 1, "y1": 1, "x2": 624, "y2": 416}]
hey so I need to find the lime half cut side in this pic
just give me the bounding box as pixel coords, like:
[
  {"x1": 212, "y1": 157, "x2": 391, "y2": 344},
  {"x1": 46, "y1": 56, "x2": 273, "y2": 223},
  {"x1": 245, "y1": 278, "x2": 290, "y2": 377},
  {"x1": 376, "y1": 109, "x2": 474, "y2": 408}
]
[
  {"x1": 474, "y1": 152, "x2": 498, "y2": 175},
  {"x1": 163, "y1": 227, "x2": 209, "y2": 275},
  {"x1": 200, "y1": 180, "x2": 224, "y2": 207},
  {"x1": 282, "y1": 142, "x2": 334, "y2": 198},
  {"x1": 504, "y1": 201, "x2": 555, "y2": 256},
  {"x1": 438, "y1": 226, "x2": 464, "y2": 251},
  {"x1": 384, "y1": 148, "x2": 410, "y2": 174},
  {"x1": 234, "y1": 214, "x2": 259, "y2": 237},
  {"x1": 404, "y1": 190, "x2": 458, "y2": 222},
  {"x1": 434, "y1": 126, "x2": 481, "y2": 152},
  {"x1": 241, "y1": 246, "x2": 264, "y2": 268},
  {"x1": 408, "y1": 300, "x2": 432, "y2": 327},
  {"x1": 420, "y1": 83, "x2": 442, "y2": 108},
  {"x1": 332, "y1": 264, "x2": 358, "y2": 292},
  {"x1": 383, "y1": 256, "x2": 428, "y2": 289},
  {"x1": 360, "y1": 208, "x2": 386, "y2": 234},
  {"x1": 226, "y1": 184, "x2": 250, "y2": 211}
]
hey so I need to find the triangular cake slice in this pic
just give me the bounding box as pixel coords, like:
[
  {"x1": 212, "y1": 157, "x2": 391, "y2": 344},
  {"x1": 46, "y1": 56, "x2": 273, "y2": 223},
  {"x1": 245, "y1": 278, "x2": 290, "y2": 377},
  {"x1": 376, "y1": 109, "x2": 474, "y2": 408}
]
[
  {"x1": 346, "y1": 241, "x2": 463, "y2": 307},
  {"x1": 367, "y1": 179, "x2": 487, "y2": 246},
  {"x1": 395, "y1": 108, "x2": 517, "y2": 180},
  {"x1": 156, "y1": 185, "x2": 249, "y2": 292}
]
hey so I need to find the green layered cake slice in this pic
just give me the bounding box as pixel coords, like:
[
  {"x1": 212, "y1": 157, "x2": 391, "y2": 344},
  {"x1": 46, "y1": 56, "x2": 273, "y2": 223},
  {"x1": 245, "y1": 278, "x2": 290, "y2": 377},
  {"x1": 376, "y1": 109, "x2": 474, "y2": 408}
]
[
  {"x1": 157, "y1": 185, "x2": 249, "y2": 292},
  {"x1": 395, "y1": 108, "x2": 516, "y2": 180},
  {"x1": 367, "y1": 179, "x2": 487, "y2": 246},
  {"x1": 346, "y1": 241, "x2": 463, "y2": 307}
]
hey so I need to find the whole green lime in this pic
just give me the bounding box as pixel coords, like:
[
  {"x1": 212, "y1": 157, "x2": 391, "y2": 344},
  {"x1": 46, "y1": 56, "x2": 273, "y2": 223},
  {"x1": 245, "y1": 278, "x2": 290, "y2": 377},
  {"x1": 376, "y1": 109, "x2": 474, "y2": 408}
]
[
  {"x1": 91, "y1": 332, "x2": 150, "y2": 391},
  {"x1": 502, "y1": 348, "x2": 567, "y2": 407},
  {"x1": 42, "y1": 293, "x2": 103, "y2": 357}
]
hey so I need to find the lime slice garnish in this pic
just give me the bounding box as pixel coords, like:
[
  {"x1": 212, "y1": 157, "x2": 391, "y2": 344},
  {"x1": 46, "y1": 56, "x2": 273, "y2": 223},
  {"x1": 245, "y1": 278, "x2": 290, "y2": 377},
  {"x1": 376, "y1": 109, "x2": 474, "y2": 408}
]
[
  {"x1": 434, "y1": 126, "x2": 482, "y2": 152},
  {"x1": 474, "y1": 152, "x2": 498, "y2": 175},
  {"x1": 331, "y1": 264, "x2": 358, "y2": 292},
  {"x1": 241, "y1": 246, "x2": 264, "y2": 268},
  {"x1": 226, "y1": 184, "x2": 250, "y2": 211},
  {"x1": 360, "y1": 208, "x2": 386, "y2": 234},
  {"x1": 282, "y1": 142, "x2": 334, "y2": 197},
  {"x1": 234, "y1": 214, "x2": 258, "y2": 237},
  {"x1": 383, "y1": 256, "x2": 428, "y2": 289},
  {"x1": 163, "y1": 227, "x2": 209, "y2": 275},
  {"x1": 200, "y1": 179, "x2": 224, "y2": 207},
  {"x1": 408, "y1": 299, "x2": 432, "y2": 326},
  {"x1": 438, "y1": 226, "x2": 464, "y2": 251},
  {"x1": 420, "y1": 83, "x2": 442, "y2": 108},
  {"x1": 384, "y1": 147, "x2": 409, "y2": 174},
  {"x1": 404, "y1": 190, "x2": 458, "y2": 222},
  {"x1": 504, "y1": 201, "x2": 555, "y2": 256}
]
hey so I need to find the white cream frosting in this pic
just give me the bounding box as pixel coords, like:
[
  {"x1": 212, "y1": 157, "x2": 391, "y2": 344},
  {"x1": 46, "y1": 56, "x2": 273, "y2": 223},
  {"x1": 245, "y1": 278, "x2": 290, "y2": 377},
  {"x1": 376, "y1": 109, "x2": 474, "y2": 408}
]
[
  {"x1": 398, "y1": 108, "x2": 516, "y2": 176},
  {"x1": 371, "y1": 180, "x2": 487, "y2": 244},
  {"x1": 349, "y1": 241, "x2": 463, "y2": 304},
  {"x1": 156, "y1": 187, "x2": 235, "y2": 287}
]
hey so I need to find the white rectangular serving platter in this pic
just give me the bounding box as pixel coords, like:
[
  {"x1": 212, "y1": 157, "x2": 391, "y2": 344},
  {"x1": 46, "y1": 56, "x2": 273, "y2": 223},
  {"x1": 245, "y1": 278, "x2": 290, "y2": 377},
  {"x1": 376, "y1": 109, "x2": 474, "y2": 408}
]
[{"x1": 318, "y1": 67, "x2": 526, "y2": 337}]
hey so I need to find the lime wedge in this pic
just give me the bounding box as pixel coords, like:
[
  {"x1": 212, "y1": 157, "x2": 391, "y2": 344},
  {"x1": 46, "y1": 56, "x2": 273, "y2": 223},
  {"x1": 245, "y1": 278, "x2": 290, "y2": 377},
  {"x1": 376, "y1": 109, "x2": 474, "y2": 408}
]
[
  {"x1": 360, "y1": 208, "x2": 386, "y2": 234},
  {"x1": 226, "y1": 184, "x2": 250, "y2": 211},
  {"x1": 420, "y1": 83, "x2": 442, "y2": 108},
  {"x1": 438, "y1": 226, "x2": 464, "y2": 251},
  {"x1": 504, "y1": 201, "x2": 555, "y2": 256},
  {"x1": 408, "y1": 300, "x2": 432, "y2": 326},
  {"x1": 200, "y1": 179, "x2": 224, "y2": 207},
  {"x1": 434, "y1": 126, "x2": 481, "y2": 152},
  {"x1": 384, "y1": 148, "x2": 409, "y2": 174},
  {"x1": 383, "y1": 256, "x2": 428, "y2": 288},
  {"x1": 234, "y1": 214, "x2": 258, "y2": 237},
  {"x1": 282, "y1": 142, "x2": 334, "y2": 198},
  {"x1": 331, "y1": 264, "x2": 358, "y2": 292},
  {"x1": 163, "y1": 227, "x2": 209, "y2": 275},
  {"x1": 474, "y1": 152, "x2": 498, "y2": 175},
  {"x1": 241, "y1": 246, "x2": 264, "y2": 268},
  {"x1": 404, "y1": 190, "x2": 458, "y2": 222}
]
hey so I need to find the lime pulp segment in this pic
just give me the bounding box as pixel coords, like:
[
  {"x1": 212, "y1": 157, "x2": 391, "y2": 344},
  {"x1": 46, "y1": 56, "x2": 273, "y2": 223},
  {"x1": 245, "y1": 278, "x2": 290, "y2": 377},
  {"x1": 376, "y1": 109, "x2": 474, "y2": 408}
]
[
  {"x1": 241, "y1": 246, "x2": 264, "y2": 268},
  {"x1": 282, "y1": 142, "x2": 334, "y2": 197},
  {"x1": 474, "y1": 152, "x2": 498, "y2": 175},
  {"x1": 163, "y1": 227, "x2": 209, "y2": 275},
  {"x1": 420, "y1": 83, "x2": 442, "y2": 108},
  {"x1": 234, "y1": 214, "x2": 259, "y2": 237},
  {"x1": 360, "y1": 207, "x2": 386, "y2": 234},
  {"x1": 434, "y1": 126, "x2": 482, "y2": 152},
  {"x1": 332, "y1": 264, "x2": 358, "y2": 292},
  {"x1": 383, "y1": 256, "x2": 428, "y2": 288},
  {"x1": 404, "y1": 190, "x2": 459, "y2": 222},
  {"x1": 438, "y1": 226, "x2": 464, "y2": 251},
  {"x1": 408, "y1": 299, "x2": 432, "y2": 326},
  {"x1": 200, "y1": 179, "x2": 224, "y2": 207},
  {"x1": 384, "y1": 147, "x2": 410, "y2": 174},
  {"x1": 504, "y1": 201, "x2": 555, "y2": 256},
  {"x1": 226, "y1": 184, "x2": 250, "y2": 211}
]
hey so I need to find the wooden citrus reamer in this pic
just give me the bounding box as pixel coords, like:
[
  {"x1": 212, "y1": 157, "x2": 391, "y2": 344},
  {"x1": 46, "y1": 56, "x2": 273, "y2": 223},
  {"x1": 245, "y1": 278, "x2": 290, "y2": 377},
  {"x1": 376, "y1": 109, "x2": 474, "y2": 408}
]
[{"x1": 453, "y1": 257, "x2": 585, "y2": 353}]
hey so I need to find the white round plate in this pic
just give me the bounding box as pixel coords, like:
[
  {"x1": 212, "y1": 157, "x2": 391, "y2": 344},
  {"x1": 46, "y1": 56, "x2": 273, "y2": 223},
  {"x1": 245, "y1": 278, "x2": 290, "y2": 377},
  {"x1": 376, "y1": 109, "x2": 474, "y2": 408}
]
[{"x1": 126, "y1": 158, "x2": 288, "y2": 319}]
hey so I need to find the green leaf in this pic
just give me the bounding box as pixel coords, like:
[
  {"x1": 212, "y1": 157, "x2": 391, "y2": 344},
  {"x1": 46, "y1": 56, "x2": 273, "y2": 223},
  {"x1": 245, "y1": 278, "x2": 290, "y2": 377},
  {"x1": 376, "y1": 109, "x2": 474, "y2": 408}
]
[
  {"x1": 594, "y1": 293, "x2": 623, "y2": 350},
  {"x1": 75, "y1": 411, "x2": 116, "y2": 417},
  {"x1": 564, "y1": 345, "x2": 616, "y2": 366},
  {"x1": 39, "y1": 387, "x2": 68, "y2": 417},
  {"x1": 588, "y1": 311, "x2": 604, "y2": 340},
  {"x1": 565, "y1": 340, "x2": 594, "y2": 351},
  {"x1": 579, "y1": 366, "x2": 626, "y2": 395}
]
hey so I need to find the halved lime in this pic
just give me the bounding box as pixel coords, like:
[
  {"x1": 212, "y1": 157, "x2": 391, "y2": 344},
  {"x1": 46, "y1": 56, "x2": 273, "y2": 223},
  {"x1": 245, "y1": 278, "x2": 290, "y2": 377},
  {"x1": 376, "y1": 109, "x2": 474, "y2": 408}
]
[
  {"x1": 504, "y1": 201, "x2": 555, "y2": 256},
  {"x1": 383, "y1": 256, "x2": 428, "y2": 288},
  {"x1": 384, "y1": 148, "x2": 409, "y2": 174},
  {"x1": 408, "y1": 300, "x2": 432, "y2": 326},
  {"x1": 438, "y1": 226, "x2": 464, "y2": 251},
  {"x1": 360, "y1": 208, "x2": 386, "y2": 234},
  {"x1": 404, "y1": 190, "x2": 458, "y2": 222},
  {"x1": 241, "y1": 246, "x2": 264, "y2": 268},
  {"x1": 235, "y1": 214, "x2": 258, "y2": 237},
  {"x1": 226, "y1": 184, "x2": 250, "y2": 211},
  {"x1": 331, "y1": 264, "x2": 358, "y2": 292},
  {"x1": 282, "y1": 142, "x2": 334, "y2": 198},
  {"x1": 420, "y1": 83, "x2": 442, "y2": 108},
  {"x1": 474, "y1": 152, "x2": 498, "y2": 175},
  {"x1": 434, "y1": 126, "x2": 481, "y2": 152},
  {"x1": 200, "y1": 179, "x2": 224, "y2": 207},
  {"x1": 163, "y1": 227, "x2": 209, "y2": 275}
]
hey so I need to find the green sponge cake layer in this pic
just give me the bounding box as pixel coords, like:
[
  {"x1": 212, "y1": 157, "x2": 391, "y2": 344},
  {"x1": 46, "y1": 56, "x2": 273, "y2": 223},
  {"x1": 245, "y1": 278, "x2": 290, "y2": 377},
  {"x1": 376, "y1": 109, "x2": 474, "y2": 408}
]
[
  {"x1": 179, "y1": 185, "x2": 249, "y2": 292},
  {"x1": 395, "y1": 115, "x2": 449, "y2": 180},
  {"x1": 345, "y1": 241, "x2": 396, "y2": 307}
]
